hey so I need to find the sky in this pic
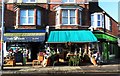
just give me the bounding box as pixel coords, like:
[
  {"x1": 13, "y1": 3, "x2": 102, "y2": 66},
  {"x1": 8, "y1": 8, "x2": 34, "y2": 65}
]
[{"x1": 98, "y1": 0, "x2": 120, "y2": 23}]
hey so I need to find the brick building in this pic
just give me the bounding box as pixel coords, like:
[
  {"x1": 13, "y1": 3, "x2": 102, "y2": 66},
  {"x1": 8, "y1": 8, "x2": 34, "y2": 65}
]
[
  {"x1": 1, "y1": 0, "x2": 48, "y2": 63},
  {"x1": 89, "y1": 1, "x2": 119, "y2": 59},
  {"x1": 0, "y1": 0, "x2": 119, "y2": 67}
]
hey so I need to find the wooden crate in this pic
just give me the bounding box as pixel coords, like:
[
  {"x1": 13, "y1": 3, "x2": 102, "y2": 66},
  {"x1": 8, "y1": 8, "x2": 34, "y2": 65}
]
[{"x1": 5, "y1": 59, "x2": 15, "y2": 66}]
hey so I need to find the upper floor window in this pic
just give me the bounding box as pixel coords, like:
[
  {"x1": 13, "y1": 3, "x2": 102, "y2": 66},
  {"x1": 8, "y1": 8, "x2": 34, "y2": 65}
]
[
  {"x1": 91, "y1": 13, "x2": 104, "y2": 27},
  {"x1": 62, "y1": 0, "x2": 75, "y2": 3},
  {"x1": 23, "y1": 0, "x2": 36, "y2": 3},
  {"x1": 91, "y1": 13, "x2": 112, "y2": 31},
  {"x1": 97, "y1": 14, "x2": 101, "y2": 26},
  {"x1": 118, "y1": 24, "x2": 120, "y2": 30},
  {"x1": 20, "y1": 9, "x2": 34, "y2": 25},
  {"x1": 37, "y1": 10, "x2": 41, "y2": 25},
  {"x1": 91, "y1": 15, "x2": 94, "y2": 26},
  {"x1": 20, "y1": 9, "x2": 41, "y2": 25},
  {"x1": 55, "y1": 5, "x2": 83, "y2": 26},
  {"x1": 62, "y1": 9, "x2": 75, "y2": 24}
]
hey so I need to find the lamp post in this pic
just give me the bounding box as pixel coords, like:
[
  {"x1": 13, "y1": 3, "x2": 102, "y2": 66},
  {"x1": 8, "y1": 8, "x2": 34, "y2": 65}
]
[{"x1": 1, "y1": 0, "x2": 5, "y2": 70}]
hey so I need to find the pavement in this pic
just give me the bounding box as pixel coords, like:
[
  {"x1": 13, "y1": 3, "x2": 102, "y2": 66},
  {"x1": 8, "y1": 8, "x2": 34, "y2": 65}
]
[{"x1": 0, "y1": 59, "x2": 120, "y2": 75}]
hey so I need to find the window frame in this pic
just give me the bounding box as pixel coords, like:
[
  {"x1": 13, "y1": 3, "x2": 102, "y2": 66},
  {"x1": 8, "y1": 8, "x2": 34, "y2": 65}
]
[
  {"x1": 118, "y1": 24, "x2": 120, "y2": 31},
  {"x1": 37, "y1": 10, "x2": 41, "y2": 26},
  {"x1": 91, "y1": 13, "x2": 104, "y2": 28},
  {"x1": 62, "y1": 0, "x2": 75, "y2": 3},
  {"x1": 55, "y1": 6, "x2": 83, "y2": 26},
  {"x1": 62, "y1": 9, "x2": 76, "y2": 25},
  {"x1": 91, "y1": 14, "x2": 94, "y2": 26},
  {"x1": 20, "y1": 9, "x2": 34, "y2": 25},
  {"x1": 23, "y1": 0, "x2": 36, "y2": 3},
  {"x1": 19, "y1": 9, "x2": 41, "y2": 26}
]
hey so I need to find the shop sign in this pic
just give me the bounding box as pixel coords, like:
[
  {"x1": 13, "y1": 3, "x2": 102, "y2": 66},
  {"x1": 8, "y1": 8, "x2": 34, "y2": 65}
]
[{"x1": 4, "y1": 36, "x2": 45, "y2": 42}]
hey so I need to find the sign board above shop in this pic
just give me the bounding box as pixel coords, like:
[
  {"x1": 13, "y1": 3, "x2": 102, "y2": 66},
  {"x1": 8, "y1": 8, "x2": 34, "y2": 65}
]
[{"x1": 4, "y1": 36, "x2": 45, "y2": 42}]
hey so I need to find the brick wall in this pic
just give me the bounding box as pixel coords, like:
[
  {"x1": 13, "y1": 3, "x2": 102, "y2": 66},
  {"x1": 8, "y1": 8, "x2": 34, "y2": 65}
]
[
  {"x1": 4, "y1": 3, "x2": 48, "y2": 29},
  {"x1": 48, "y1": 4, "x2": 90, "y2": 29},
  {"x1": 4, "y1": 4, "x2": 15, "y2": 29}
]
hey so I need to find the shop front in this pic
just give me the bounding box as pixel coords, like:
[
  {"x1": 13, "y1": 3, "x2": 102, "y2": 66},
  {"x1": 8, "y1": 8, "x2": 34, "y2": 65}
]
[
  {"x1": 3, "y1": 30, "x2": 45, "y2": 66},
  {"x1": 93, "y1": 31, "x2": 118, "y2": 61},
  {"x1": 46, "y1": 30, "x2": 98, "y2": 66}
]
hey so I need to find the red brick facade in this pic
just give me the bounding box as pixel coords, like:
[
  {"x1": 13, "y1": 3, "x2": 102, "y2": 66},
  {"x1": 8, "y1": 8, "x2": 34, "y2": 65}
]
[
  {"x1": 1, "y1": 0, "x2": 120, "y2": 37},
  {"x1": 4, "y1": 3, "x2": 48, "y2": 29}
]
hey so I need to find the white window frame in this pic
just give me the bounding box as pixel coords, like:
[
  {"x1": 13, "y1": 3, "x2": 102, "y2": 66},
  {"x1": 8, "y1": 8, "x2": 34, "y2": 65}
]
[
  {"x1": 20, "y1": 9, "x2": 34, "y2": 25},
  {"x1": 91, "y1": 14, "x2": 94, "y2": 26},
  {"x1": 118, "y1": 24, "x2": 120, "y2": 30},
  {"x1": 97, "y1": 14, "x2": 102, "y2": 26},
  {"x1": 105, "y1": 15, "x2": 112, "y2": 30},
  {"x1": 62, "y1": 9, "x2": 76, "y2": 25},
  {"x1": 62, "y1": 0, "x2": 75, "y2": 3},
  {"x1": 91, "y1": 13, "x2": 104, "y2": 28},
  {"x1": 23, "y1": 0, "x2": 36, "y2": 3},
  {"x1": 55, "y1": 6, "x2": 82, "y2": 26}
]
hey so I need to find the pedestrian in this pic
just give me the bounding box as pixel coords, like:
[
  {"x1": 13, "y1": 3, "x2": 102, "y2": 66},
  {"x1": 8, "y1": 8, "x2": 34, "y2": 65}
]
[
  {"x1": 89, "y1": 51, "x2": 98, "y2": 66},
  {"x1": 41, "y1": 51, "x2": 47, "y2": 67}
]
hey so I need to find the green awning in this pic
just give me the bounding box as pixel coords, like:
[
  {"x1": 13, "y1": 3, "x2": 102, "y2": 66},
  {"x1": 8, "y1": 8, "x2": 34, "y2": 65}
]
[
  {"x1": 94, "y1": 33, "x2": 117, "y2": 41},
  {"x1": 47, "y1": 30, "x2": 98, "y2": 43}
]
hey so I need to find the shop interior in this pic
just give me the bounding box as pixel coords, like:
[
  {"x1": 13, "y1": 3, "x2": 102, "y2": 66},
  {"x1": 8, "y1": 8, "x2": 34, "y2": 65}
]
[
  {"x1": 4, "y1": 42, "x2": 45, "y2": 66},
  {"x1": 3, "y1": 42, "x2": 99, "y2": 66}
]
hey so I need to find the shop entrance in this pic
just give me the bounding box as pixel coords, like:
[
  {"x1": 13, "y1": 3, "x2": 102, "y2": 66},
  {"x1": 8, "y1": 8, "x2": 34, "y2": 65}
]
[
  {"x1": 30, "y1": 42, "x2": 42, "y2": 61},
  {"x1": 4, "y1": 42, "x2": 44, "y2": 66}
]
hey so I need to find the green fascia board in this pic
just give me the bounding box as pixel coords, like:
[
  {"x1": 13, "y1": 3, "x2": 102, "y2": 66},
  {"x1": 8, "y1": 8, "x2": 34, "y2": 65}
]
[
  {"x1": 4, "y1": 33, "x2": 45, "y2": 37},
  {"x1": 94, "y1": 34, "x2": 117, "y2": 41}
]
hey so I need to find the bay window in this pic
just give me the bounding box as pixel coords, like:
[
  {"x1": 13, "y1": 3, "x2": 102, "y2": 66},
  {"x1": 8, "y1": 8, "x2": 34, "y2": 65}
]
[
  {"x1": 91, "y1": 13, "x2": 112, "y2": 30},
  {"x1": 37, "y1": 10, "x2": 41, "y2": 25},
  {"x1": 20, "y1": 9, "x2": 34, "y2": 25},
  {"x1": 55, "y1": 5, "x2": 82, "y2": 26},
  {"x1": 91, "y1": 13, "x2": 104, "y2": 27},
  {"x1": 97, "y1": 14, "x2": 101, "y2": 26},
  {"x1": 19, "y1": 9, "x2": 41, "y2": 26},
  {"x1": 62, "y1": 9, "x2": 75, "y2": 25}
]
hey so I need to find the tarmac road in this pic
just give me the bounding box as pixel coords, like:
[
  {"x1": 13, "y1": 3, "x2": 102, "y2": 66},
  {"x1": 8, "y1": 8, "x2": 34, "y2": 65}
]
[{"x1": 1, "y1": 72, "x2": 120, "y2": 76}]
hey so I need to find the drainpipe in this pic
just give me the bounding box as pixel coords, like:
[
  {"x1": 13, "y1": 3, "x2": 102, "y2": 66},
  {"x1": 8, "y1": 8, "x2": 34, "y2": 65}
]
[
  {"x1": 1, "y1": 0, "x2": 5, "y2": 70},
  {"x1": 103, "y1": 11, "x2": 106, "y2": 32}
]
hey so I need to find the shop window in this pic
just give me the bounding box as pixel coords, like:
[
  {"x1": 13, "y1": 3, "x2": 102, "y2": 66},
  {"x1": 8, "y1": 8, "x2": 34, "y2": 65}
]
[
  {"x1": 109, "y1": 44, "x2": 115, "y2": 55},
  {"x1": 23, "y1": 0, "x2": 36, "y2": 3}
]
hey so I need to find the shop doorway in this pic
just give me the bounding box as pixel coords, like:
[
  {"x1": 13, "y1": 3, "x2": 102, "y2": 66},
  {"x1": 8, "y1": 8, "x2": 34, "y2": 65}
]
[{"x1": 30, "y1": 42, "x2": 44, "y2": 61}]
